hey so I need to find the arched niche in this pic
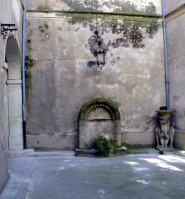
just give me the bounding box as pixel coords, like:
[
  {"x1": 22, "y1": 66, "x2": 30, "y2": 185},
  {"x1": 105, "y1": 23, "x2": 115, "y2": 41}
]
[
  {"x1": 5, "y1": 35, "x2": 23, "y2": 150},
  {"x1": 78, "y1": 98, "x2": 121, "y2": 149}
]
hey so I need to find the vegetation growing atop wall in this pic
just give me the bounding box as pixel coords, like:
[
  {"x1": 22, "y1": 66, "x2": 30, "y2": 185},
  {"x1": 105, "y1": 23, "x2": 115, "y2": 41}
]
[{"x1": 61, "y1": 0, "x2": 157, "y2": 15}]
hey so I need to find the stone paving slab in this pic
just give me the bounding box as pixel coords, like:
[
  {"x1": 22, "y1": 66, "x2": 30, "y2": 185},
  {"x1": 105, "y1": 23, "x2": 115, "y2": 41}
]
[
  {"x1": 8, "y1": 149, "x2": 75, "y2": 158},
  {"x1": 8, "y1": 149, "x2": 35, "y2": 158},
  {"x1": 0, "y1": 151, "x2": 185, "y2": 199}
]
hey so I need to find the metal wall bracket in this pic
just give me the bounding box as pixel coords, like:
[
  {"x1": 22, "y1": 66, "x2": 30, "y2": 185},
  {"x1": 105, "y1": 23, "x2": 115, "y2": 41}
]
[{"x1": 1, "y1": 24, "x2": 17, "y2": 39}]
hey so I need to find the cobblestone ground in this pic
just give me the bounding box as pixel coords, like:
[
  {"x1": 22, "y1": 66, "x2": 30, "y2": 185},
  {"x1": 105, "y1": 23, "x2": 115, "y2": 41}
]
[{"x1": 0, "y1": 151, "x2": 185, "y2": 199}]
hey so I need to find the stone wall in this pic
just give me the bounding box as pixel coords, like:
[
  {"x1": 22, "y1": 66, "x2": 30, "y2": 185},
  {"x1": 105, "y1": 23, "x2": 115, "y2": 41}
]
[
  {"x1": 25, "y1": 0, "x2": 165, "y2": 150},
  {"x1": 0, "y1": 0, "x2": 24, "y2": 192},
  {"x1": 165, "y1": 0, "x2": 185, "y2": 15},
  {"x1": 166, "y1": 1, "x2": 185, "y2": 149},
  {"x1": 27, "y1": 0, "x2": 162, "y2": 15}
]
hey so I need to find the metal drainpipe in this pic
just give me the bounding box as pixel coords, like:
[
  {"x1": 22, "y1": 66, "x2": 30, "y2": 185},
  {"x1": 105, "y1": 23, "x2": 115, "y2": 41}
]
[
  {"x1": 22, "y1": 0, "x2": 27, "y2": 149},
  {"x1": 162, "y1": 0, "x2": 170, "y2": 110}
]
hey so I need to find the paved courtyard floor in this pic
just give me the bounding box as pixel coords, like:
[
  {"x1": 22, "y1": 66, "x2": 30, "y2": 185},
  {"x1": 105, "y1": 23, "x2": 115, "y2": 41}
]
[{"x1": 0, "y1": 150, "x2": 185, "y2": 199}]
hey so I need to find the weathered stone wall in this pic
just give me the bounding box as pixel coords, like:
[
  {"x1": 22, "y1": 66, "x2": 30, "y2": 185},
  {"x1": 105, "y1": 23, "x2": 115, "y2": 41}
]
[
  {"x1": 26, "y1": 0, "x2": 165, "y2": 150},
  {"x1": 166, "y1": 1, "x2": 185, "y2": 149},
  {"x1": 27, "y1": 0, "x2": 162, "y2": 15},
  {"x1": 0, "y1": 0, "x2": 24, "y2": 192}
]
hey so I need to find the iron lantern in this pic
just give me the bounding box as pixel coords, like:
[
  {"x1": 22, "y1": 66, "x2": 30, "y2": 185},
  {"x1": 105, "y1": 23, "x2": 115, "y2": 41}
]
[{"x1": 94, "y1": 31, "x2": 106, "y2": 70}]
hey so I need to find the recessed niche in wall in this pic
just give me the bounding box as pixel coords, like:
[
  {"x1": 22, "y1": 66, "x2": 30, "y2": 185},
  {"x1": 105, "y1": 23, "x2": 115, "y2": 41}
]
[{"x1": 78, "y1": 98, "x2": 121, "y2": 149}]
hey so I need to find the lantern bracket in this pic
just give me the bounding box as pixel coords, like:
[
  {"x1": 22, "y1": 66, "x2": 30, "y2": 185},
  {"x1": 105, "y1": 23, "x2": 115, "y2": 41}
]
[{"x1": 1, "y1": 24, "x2": 17, "y2": 39}]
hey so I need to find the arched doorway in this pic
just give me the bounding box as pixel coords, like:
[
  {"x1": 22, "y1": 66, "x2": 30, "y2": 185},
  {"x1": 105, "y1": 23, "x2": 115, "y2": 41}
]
[
  {"x1": 78, "y1": 98, "x2": 121, "y2": 149},
  {"x1": 6, "y1": 35, "x2": 23, "y2": 150}
]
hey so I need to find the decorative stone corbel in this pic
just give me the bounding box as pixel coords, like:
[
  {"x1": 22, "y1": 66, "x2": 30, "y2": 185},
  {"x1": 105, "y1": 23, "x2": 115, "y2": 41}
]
[{"x1": 1, "y1": 24, "x2": 17, "y2": 39}]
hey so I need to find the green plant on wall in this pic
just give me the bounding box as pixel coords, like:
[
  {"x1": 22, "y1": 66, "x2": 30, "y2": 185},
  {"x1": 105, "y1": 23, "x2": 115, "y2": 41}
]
[{"x1": 94, "y1": 136, "x2": 118, "y2": 157}]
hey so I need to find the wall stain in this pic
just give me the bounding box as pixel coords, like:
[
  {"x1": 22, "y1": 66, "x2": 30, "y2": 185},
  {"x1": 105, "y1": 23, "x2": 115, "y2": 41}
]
[
  {"x1": 37, "y1": 23, "x2": 51, "y2": 40},
  {"x1": 86, "y1": 19, "x2": 160, "y2": 56},
  {"x1": 62, "y1": 0, "x2": 99, "y2": 11},
  {"x1": 66, "y1": 13, "x2": 160, "y2": 53},
  {"x1": 25, "y1": 27, "x2": 36, "y2": 120},
  {"x1": 110, "y1": 23, "x2": 146, "y2": 49}
]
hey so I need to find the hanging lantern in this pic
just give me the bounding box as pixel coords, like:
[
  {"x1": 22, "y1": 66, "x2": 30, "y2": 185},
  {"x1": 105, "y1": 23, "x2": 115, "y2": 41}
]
[{"x1": 94, "y1": 31, "x2": 107, "y2": 70}]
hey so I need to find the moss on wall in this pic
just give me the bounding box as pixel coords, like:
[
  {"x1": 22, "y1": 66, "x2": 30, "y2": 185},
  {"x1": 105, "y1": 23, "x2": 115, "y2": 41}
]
[
  {"x1": 65, "y1": 12, "x2": 160, "y2": 23},
  {"x1": 25, "y1": 22, "x2": 39, "y2": 118},
  {"x1": 25, "y1": 66, "x2": 33, "y2": 119},
  {"x1": 25, "y1": 56, "x2": 36, "y2": 68},
  {"x1": 25, "y1": 29, "x2": 36, "y2": 119},
  {"x1": 78, "y1": 97, "x2": 120, "y2": 122}
]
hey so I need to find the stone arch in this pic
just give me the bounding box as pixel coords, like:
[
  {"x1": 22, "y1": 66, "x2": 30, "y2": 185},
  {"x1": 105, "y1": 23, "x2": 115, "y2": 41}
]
[
  {"x1": 5, "y1": 35, "x2": 23, "y2": 149},
  {"x1": 78, "y1": 98, "x2": 121, "y2": 149}
]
